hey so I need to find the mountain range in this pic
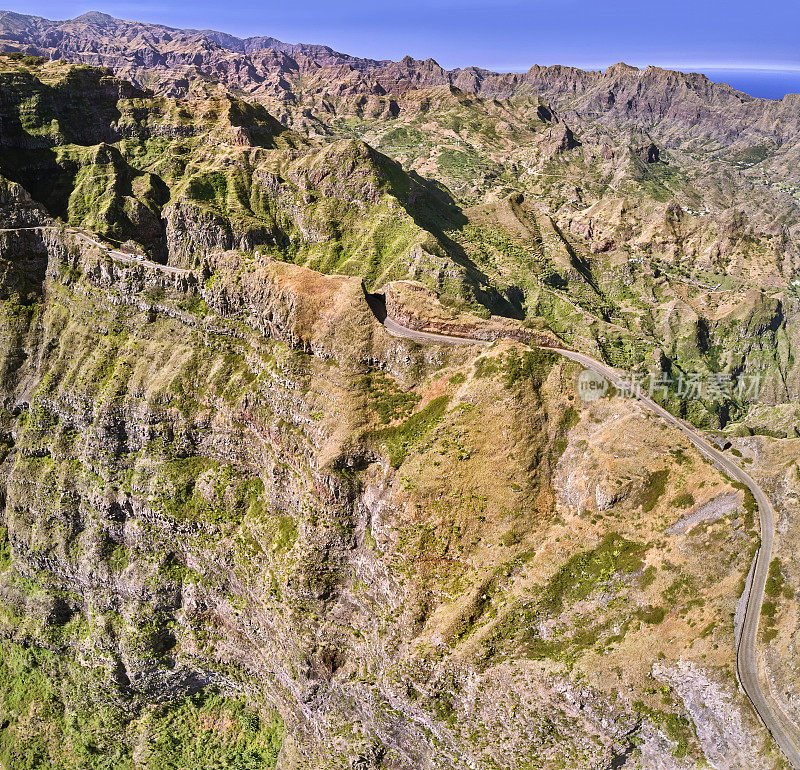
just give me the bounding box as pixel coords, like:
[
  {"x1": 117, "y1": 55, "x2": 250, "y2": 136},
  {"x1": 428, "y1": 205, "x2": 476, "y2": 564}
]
[{"x1": 0, "y1": 10, "x2": 799, "y2": 770}]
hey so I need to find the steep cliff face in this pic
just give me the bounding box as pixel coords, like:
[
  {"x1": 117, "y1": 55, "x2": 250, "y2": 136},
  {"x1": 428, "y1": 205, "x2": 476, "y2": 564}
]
[
  {"x1": 0, "y1": 33, "x2": 798, "y2": 770},
  {"x1": 0, "y1": 218, "x2": 783, "y2": 768}
]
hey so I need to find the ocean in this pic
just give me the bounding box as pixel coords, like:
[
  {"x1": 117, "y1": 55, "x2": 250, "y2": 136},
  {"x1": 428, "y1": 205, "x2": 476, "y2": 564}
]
[{"x1": 696, "y1": 68, "x2": 800, "y2": 100}]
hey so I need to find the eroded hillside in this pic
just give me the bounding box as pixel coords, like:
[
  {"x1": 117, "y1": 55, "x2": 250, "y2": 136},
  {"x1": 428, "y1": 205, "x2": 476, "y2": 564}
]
[
  {"x1": 0, "y1": 36, "x2": 797, "y2": 770},
  {"x1": 0, "y1": 209, "x2": 784, "y2": 768}
]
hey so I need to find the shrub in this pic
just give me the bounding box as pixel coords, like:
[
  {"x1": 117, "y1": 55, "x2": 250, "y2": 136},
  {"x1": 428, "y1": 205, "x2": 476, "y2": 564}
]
[
  {"x1": 637, "y1": 605, "x2": 666, "y2": 624},
  {"x1": 361, "y1": 372, "x2": 420, "y2": 424},
  {"x1": 640, "y1": 469, "x2": 669, "y2": 512},
  {"x1": 372, "y1": 395, "x2": 450, "y2": 468},
  {"x1": 0, "y1": 638, "x2": 285, "y2": 770},
  {"x1": 670, "y1": 491, "x2": 695, "y2": 509},
  {"x1": 765, "y1": 558, "x2": 785, "y2": 598},
  {"x1": 539, "y1": 533, "x2": 646, "y2": 615},
  {"x1": 503, "y1": 348, "x2": 557, "y2": 388}
]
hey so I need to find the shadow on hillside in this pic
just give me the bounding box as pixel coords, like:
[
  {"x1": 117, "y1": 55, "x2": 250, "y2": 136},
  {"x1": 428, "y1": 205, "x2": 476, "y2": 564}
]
[
  {"x1": 402, "y1": 171, "x2": 525, "y2": 320},
  {"x1": 363, "y1": 288, "x2": 388, "y2": 323}
]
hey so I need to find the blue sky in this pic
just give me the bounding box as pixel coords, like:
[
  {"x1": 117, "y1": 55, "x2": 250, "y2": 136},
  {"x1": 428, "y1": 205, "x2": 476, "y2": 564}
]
[{"x1": 9, "y1": 1, "x2": 800, "y2": 81}]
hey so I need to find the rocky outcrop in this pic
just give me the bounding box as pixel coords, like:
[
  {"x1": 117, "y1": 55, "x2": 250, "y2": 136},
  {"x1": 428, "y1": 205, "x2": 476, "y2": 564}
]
[
  {"x1": 0, "y1": 223, "x2": 775, "y2": 767},
  {"x1": 653, "y1": 660, "x2": 769, "y2": 769},
  {"x1": 637, "y1": 142, "x2": 660, "y2": 164},
  {"x1": 381, "y1": 279, "x2": 560, "y2": 347},
  {"x1": 163, "y1": 200, "x2": 279, "y2": 266}
]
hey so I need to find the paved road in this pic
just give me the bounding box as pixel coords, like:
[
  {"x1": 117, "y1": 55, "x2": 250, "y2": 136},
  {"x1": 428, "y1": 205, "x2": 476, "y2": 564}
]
[
  {"x1": 0, "y1": 223, "x2": 191, "y2": 276},
  {"x1": 383, "y1": 317, "x2": 487, "y2": 346},
  {"x1": 70, "y1": 230, "x2": 190, "y2": 276},
  {"x1": 383, "y1": 317, "x2": 800, "y2": 768}
]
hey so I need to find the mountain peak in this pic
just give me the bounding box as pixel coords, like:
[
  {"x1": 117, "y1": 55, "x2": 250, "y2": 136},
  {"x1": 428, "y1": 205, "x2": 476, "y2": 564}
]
[
  {"x1": 72, "y1": 11, "x2": 115, "y2": 24},
  {"x1": 605, "y1": 62, "x2": 640, "y2": 76}
]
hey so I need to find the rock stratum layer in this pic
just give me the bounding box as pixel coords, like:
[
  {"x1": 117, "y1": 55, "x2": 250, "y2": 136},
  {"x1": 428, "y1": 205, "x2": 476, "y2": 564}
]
[{"x1": 0, "y1": 17, "x2": 797, "y2": 770}]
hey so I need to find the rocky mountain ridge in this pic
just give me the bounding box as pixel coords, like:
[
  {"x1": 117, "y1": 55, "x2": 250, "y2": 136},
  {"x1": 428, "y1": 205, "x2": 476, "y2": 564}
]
[
  {"x1": 0, "y1": 20, "x2": 799, "y2": 770},
  {"x1": 0, "y1": 56, "x2": 797, "y2": 434},
  {"x1": 3, "y1": 10, "x2": 800, "y2": 152}
]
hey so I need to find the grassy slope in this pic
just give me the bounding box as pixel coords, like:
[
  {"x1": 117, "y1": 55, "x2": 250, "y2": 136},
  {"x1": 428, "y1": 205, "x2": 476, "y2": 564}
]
[
  {"x1": 1, "y1": 57, "x2": 794, "y2": 436},
  {"x1": 0, "y1": 233, "x2": 769, "y2": 766}
]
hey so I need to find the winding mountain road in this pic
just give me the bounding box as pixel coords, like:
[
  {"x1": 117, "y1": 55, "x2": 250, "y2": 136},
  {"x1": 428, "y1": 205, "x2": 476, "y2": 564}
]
[
  {"x1": 383, "y1": 317, "x2": 800, "y2": 768},
  {"x1": 0, "y1": 224, "x2": 191, "y2": 276},
  {"x1": 383, "y1": 317, "x2": 485, "y2": 346},
  {"x1": 6, "y1": 221, "x2": 798, "y2": 763}
]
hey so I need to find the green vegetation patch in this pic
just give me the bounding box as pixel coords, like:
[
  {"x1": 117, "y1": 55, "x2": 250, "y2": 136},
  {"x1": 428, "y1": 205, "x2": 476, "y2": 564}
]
[
  {"x1": 0, "y1": 526, "x2": 11, "y2": 571},
  {"x1": 731, "y1": 481, "x2": 758, "y2": 529},
  {"x1": 633, "y1": 702, "x2": 697, "y2": 758},
  {"x1": 636, "y1": 604, "x2": 666, "y2": 625},
  {"x1": 538, "y1": 533, "x2": 647, "y2": 614},
  {"x1": 473, "y1": 355, "x2": 500, "y2": 379},
  {"x1": 503, "y1": 348, "x2": 557, "y2": 389},
  {"x1": 361, "y1": 371, "x2": 421, "y2": 424},
  {"x1": 482, "y1": 534, "x2": 650, "y2": 662},
  {"x1": 765, "y1": 558, "x2": 789, "y2": 599},
  {"x1": 371, "y1": 395, "x2": 450, "y2": 468},
  {"x1": 639, "y1": 469, "x2": 670, "y2": 512},
  {"x1": 154, "y1": 459, "x2": 268, "y2": 527},
  {"x1": 550, "y1": 406, "x2": 580, "y2": 465},
  {"x1": 436, "y1": 147, "x2": 502, "y2": 183},
  {"x1": 670, "y1": 491, "x2": 695, "y2": 509},
  {"x1": 661, "y1": 574, "x2": 694, "y2": 605},
  {"x1": 762, "y1": 558, "x2": 792, "y2": 642},
  {"x1": 0, "y1": 639, "x2": 283, "y2": 770},
  {"x1": 136, "y1": 691, "x2": 283, "y2": 769}
]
